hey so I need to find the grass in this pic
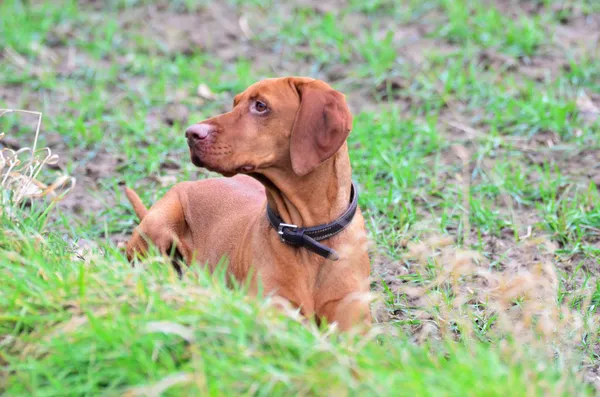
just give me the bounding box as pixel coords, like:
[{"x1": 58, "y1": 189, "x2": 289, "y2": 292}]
[
  {"x1": 0, "y1": 211, "x2": 592, "y2": 396},
  {"x1": 1, "y1": 0, "x2": 600, "y2": 395},
  {"x1": 438, "y1": 0, "x2": 546, "y2": 57}
]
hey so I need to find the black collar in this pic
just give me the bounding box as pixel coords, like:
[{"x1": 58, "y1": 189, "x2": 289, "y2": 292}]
[{"x1": 266, "y1": 182, "x2": 358, "y2": 261}]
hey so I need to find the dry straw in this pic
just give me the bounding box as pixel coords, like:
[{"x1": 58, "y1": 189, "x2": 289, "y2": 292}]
[
  {"x1": 0, "y1": 109, "x2": 75, "y2": 213},
  {"x1": 370, "y1": 145, "x2": 600, "y2": 390}
]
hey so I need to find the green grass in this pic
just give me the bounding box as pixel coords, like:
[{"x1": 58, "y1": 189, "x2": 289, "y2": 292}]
[
  {"x1": 0, "y1": 212, "x2": 592, "y2": 396},
  {"x1": 1, "y1": 0, "x2": 600, "y2": 395},
  {"x1": 438, "y1": 0, "x2": 546, "y2": 57}
]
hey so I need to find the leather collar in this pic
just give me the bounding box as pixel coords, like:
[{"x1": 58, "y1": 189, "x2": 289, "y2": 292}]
[{"x1": 266, "y1": 182, "x2": 358, "y2": 260}]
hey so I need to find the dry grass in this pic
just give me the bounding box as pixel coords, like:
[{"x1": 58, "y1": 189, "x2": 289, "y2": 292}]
[
  {"x1": 0, "y1": 109, "x2": 75, "y2": 213},
  {"x1": 371, "y1": 144, "x2": 600, "y2": 387},
  {"x1": 408, "y1": 235, "x2": 592, "y2": 341}
]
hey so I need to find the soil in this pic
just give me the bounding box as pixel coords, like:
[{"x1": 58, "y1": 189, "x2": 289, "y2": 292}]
[{"x1": 57, "y1": 149, "x2": 124, "y2": 217}]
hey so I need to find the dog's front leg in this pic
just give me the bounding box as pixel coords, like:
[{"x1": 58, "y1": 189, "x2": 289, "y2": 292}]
[{"x1": 318, "y1": 293, "x2": 372, "y2": 332}]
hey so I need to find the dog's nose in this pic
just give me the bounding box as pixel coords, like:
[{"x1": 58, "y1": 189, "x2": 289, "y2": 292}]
[{"x1": 185, "y1": 124, "x2": 212, "y2": 143}]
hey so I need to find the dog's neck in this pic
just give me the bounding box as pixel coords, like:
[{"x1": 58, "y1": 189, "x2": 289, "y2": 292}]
[{"x1": 258, "y1": 144, "x2": 353, "y2": 228}]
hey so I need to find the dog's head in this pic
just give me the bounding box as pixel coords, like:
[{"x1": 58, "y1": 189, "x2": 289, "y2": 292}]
[{"x1": 185, "y1": 77, "x2": 352, "y2": 177}]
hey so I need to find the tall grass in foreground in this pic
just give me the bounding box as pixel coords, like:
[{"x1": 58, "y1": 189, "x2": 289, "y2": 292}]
[
  {"x1": 0, "y1": 115, "x2": 594, "y2": 396},
  {"x1": 0, "y1": 227, "x2": 593, "y2": 396}
]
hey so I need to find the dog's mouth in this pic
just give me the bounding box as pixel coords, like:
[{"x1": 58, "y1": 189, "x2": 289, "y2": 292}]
[
  {"x1": 188, "y1": 138, "x2": 232, "y2": 165},
  {"x1": 189, "y1": 148, "x2": 240, "y2": 178},
  {"x1": 237, "y1": 165, "x2": 255, "y2": 173},
  {"x1": 188, "y1": 140, "x2": 257, "y2": 178},
  {"x1": 189, "y1": 153, "x2": 204, "y2": 168}
]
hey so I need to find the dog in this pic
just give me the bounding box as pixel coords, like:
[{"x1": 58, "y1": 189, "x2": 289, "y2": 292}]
[{"x1": 125, "y1": 77, "x2": 371, "y2": 331}]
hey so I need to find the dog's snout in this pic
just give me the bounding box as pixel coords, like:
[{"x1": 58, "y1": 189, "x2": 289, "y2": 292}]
[{"x1": 185, "y1": 124, "x2": 212, "y2": 144}]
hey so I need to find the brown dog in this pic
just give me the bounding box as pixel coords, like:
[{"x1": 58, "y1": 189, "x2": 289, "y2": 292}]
[{"x1": 125, "y1": 77, "x2": 371, "y2": 330}]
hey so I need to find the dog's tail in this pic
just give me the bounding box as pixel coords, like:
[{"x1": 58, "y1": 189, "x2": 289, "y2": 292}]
[{"x1": 124, "y1": 186, "x2": 148, "y2": 221}]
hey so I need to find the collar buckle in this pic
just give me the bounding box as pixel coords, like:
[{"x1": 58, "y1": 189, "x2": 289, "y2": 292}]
[
  {"x1": 266, "y1": 182, "x2": 359, "y2": 260},
  {"x1": 277, "y1": 223, "x2": 298, "y2": 242}
]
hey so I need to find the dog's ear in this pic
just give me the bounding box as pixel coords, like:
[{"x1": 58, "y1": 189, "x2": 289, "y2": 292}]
[{"x1": 289, "y1": 80, "x2": 352, "y2": 177}]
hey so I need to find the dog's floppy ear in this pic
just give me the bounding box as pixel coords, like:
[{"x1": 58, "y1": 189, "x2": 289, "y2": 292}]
[{"x1": 289, "y1": 80, "x2": 352, "y2": 176}]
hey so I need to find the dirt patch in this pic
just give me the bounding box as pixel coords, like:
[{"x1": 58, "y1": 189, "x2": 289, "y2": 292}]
[
  {"x1": 118, "y1": 3, "x2": 260, "y2": 63},
  {"x1": 144, "y1": 10, "x2": 243, "y2": 57},
  {"x1": 0, "y1": 85, "x2": 25, "y2": 109},
  {"x1": 146, "y1": 103, "x2": 190, "y2": 132},
  {"x1": 55, "y1": 149, "x2": 124, "y2": 219},
  {"x1": 562, "y1": 148, "x2": 600, "y2": 186},
  {"x1": 370, "y1": 230, "x2": 596, "y2": 368},
  {"x1": 474, "y1": 1, "x2": 600, "y2": 85}
]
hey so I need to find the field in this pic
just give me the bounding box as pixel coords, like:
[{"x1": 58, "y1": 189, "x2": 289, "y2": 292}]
[{"x1": 1, "y1": 0, "x2": 600, "y2": 395}]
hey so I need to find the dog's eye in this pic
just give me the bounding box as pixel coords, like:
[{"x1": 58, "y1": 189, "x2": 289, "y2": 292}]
[{"x1": 252, "y1": 100, "x2": 268, "y2": 114}]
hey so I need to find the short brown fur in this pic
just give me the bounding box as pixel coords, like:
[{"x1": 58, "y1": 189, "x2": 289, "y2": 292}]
[{"x1": 125, "y1": 77, "x2": 371, "y2": 331}]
